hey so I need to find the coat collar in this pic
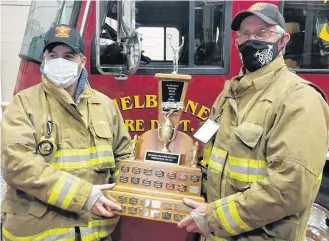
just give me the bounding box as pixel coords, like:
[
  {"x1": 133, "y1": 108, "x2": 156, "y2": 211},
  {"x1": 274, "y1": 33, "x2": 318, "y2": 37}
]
[
  {"x1": 228, "y1": 56, "x2": 287, "y2": 97},
  {"x1": 41, "y1": 76, "x2": 100, "y2": 108}
]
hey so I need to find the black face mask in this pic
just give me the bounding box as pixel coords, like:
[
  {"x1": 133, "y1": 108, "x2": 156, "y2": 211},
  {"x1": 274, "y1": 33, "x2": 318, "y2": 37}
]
[{"x1": 238, "y1": 40, "x2": 280, "y2": 72}]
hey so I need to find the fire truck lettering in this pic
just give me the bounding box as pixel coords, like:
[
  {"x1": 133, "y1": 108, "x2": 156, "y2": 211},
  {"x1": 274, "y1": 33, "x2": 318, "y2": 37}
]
[
  {"x1": 117, "y1": 95, "x2": 157, "y2": 111},
  {"x1": 150, "y1": 120, "x2": 159, "y2": 129},
  {"x1": 145, "y1": 95, "x2": 157, "y2": 108},
  {"x1": 115, "y1": 95, "x2": 209, "y2": 117},
  {"x1": 125, "y1": 120, "x2": 135, "y2": 131},
  {"x1": 196, "y1": 106, "x2": 210, "y2": 121},
  {"x1": 134, "y1": 96, "x2": 145, "y2": 109},
  {"x1": 136, "y1": 120, "x2": 145, "y2": 131},
  {"x1": 184, "y1": 100, "x2": 198, "y2": 115},
  {"x1": 120, "y1": 96, "x2": 133, "y2": 110},
  {"x1": 179, "y1": 120, "x2": 191, "y2": 132},
  {"x1": 124, "y1": 120, "x2": 145, "y2": 132}
]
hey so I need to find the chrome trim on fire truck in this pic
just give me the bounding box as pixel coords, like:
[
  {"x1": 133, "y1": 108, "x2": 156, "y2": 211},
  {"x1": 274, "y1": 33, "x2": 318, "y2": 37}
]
[
  {"x1": 95, "y1": 0, "x2": 117, "y2": 76},
  {"x1": 79, "y1": 0, "x2": 91, "y2": 37}
]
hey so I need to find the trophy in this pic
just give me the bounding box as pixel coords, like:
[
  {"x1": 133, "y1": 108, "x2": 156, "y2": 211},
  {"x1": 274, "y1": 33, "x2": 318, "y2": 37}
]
[
  {"x1": 129, "y1": 135, "x2": 138, "y2": 160},
  {"x1": 105, "y1": 41, "x2": 204, "y2": 224},
  {"x1": 190, "y1": 142, "x2": 199, "y2": 168},
  {"x1": 157, "y1": 110, "x2": 177, "y2": 153},
  {"x1": 167, "y1": 34, "x2": 184, "y2": 74}
]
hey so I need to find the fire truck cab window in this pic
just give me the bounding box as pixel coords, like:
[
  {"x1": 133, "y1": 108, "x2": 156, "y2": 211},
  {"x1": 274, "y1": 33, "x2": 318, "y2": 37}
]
[
  {"x1": 137, "y1": 27, "x2": 180, "y2": 61},
  {"x1": 283, "y1": 1, "x2": 329, "y2": 71},
  {"x1": 19, "y1": 1, "x2": 79, "y2": 63},
  {"x1": 94, "y1": 1, "x2": 227, "y2": 75}
]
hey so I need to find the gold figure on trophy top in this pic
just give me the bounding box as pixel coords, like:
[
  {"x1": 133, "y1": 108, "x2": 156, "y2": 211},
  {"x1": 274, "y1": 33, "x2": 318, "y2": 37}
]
[
  {"x1": 167, "y1": 34, "x2": 185, "y2": 74},
  {"x1": 130, "y1": 135, "x2": 138, "y2": 160},
  {"x1": 190, "y1": 141, "x2": 199, "y2": 168},
  {"x1": 158, "y1": 110, "x2": 177, "y2": 153}
]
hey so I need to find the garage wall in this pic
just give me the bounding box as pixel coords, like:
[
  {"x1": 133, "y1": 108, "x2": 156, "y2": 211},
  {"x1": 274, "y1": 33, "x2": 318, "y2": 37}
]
[
  {"x1": 0, "y1": 0, "x2": 31, "y2": 205},
  {"x1": 0, "y1": 0, "x2": 31, "y2": 118}
]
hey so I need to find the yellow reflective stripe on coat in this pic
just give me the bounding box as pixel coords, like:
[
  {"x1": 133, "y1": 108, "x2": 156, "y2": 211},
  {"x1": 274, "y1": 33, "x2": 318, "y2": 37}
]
[
  {"x1": 51, "y1": 145, "x2": 114, "y2": 169},
  {"x1": 80, "y1": 217, "x2": 119, "y2": 241},
  {"x1": 207, "y1": 234, "x2": 228, "y2": 241},
  {"x1": 2, "y1": 219, "x2": 119, "y2": 241},
  {"x1": 47, "y1": 173, "x2": 80, "y2": 209},
  {"x1": 209, "y1": 148, "x2": 227, "y2": 171},
  {"x1": 2, "y1": 227, "x2": 75, "y2": 241},
  {"x1": 215, "y1": 196, "x2": 252, "y2": 235},
  {"x1": 228, "y1": 156, "x2": 268, "y2": 182}
]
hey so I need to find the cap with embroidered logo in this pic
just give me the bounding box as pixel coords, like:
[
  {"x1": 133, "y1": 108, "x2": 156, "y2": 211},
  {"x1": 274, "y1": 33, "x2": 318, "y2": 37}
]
[
  {"x1": 43, "y1": 24, "x2": 85, "y2": 54},
  {"x1": 231, "y1": 3, "x2": 286, "y2": 31}
]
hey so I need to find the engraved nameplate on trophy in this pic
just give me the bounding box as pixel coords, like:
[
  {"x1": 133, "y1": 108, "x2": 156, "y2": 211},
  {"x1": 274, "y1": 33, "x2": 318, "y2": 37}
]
[
  {"x1": 161, "y1": 81, "x2": 184, "y2": 112},
  {"x1": 144, "y1": 150, "x2": 180, "y2": 165}
]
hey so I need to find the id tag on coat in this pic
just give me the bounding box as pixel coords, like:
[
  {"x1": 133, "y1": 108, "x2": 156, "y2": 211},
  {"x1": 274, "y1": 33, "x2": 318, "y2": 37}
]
[{"x1": 193, "y1": 119, "x2": 219, "y2": 144}]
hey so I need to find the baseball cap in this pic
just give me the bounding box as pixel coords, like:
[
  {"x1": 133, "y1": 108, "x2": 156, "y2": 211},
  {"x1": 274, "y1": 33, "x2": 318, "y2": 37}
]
[
  {"x1": 231, "y1": 3, "x2": 286, "y2": 31},
  {"x1": 43, "y1": 24, "x2": 85, "y2": 54}
]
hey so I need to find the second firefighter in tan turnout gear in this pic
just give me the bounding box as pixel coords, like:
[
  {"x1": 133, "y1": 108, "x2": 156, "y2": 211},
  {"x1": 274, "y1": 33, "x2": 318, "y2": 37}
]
[
  {"x1": 178, "y1": 3, "x2": 329, "y2": 241},
  {"x1": 1, "y1": 24, "x2": 130, "y2": 241}
]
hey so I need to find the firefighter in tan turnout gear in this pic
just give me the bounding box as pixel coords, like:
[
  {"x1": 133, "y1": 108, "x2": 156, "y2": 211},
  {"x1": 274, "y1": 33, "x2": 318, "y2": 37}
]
[
  {"x1": 178, "y1": 3, "x2": 329, "y2": 241},
  {"x1": 1, "y1": 24, "x2": 131, "y2": 241}
]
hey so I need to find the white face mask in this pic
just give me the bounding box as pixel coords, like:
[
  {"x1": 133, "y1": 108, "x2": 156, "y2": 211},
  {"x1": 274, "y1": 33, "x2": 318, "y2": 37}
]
[{"x1": 44, "y1": 58, "x2": 81, "y2": 88}]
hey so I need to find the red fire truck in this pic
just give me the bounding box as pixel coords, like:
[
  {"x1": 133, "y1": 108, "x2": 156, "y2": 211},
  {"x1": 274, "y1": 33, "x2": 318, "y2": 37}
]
[{"x1": 12, "y1": 0, "x2": 329, "y2": 240}]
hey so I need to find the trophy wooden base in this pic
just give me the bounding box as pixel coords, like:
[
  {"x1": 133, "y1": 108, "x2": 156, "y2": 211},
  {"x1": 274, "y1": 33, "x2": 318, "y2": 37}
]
[
  {"x1": 107, "y1": 190, "x2": 204, "y2": 224},
  {"x1": 106, "y1": 159, "x2": 205, "y2": 223}
]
